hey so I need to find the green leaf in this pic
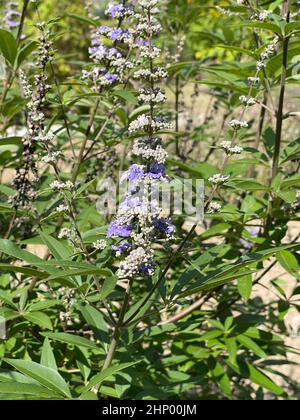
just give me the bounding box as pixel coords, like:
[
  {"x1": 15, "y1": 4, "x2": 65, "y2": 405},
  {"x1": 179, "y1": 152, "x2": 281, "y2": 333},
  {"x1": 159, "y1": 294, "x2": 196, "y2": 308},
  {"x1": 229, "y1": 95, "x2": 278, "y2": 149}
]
[
  {"x1": 16, "y1": 41, "x2": 38, "y2": 68},
  {"x1": 4, "y1": 359, "x2": 71, "y2": 399},
  {"x1": 113, "y1": 89, "x2": 138, "y2": 105},
  {"x1": 99, "y1": 276, "x2": 117, "y2": 300},
  {"x1": 0, "y1": 382, "x2": 61, "y2": 400},
  {"x1": 226, "y1": 360, "x2": 285, "y2": 396},
  {"x1": 237, "y1": 274, "x2": 253, "y2": 302},
  {"x1": 65, "y1": 13, "x2": 98, "y2": 27},
  {"x1": 41, "y1": 338, "x2": 58, "y2": 371},
  {"x1": 24, "y1": 311, "x2": 53, "y2": 330},
  {"x1": 0, "y1": 29, "x2": 17, "y2": 65},
  {"x1": 0, "y1": 136, "x2": 22, "y2": 146},
  {"x1": 41, "y1": 332, "x2": 102, "y2": 351},
  {"x1": 277, "y1": 250, "x2": 299, "y2": 276},
  {"x1": 77, "y1": 303, "x2": 109, "y2": 343},
  {"x1": 45, "y1": 267, "x2": 112, "y2": 282},
  {"x1": 237, "y1": 335, "x2": 267, "y2": 358},
  {"x1": 82, "y1": 361, "x2": 141, "y2": 392},
  {"x1": 0, "y1": 239, "x2": 46, "y2": 265},
  {"x1": 40, "y1": 231, "x2": 72, "y2": 260}
]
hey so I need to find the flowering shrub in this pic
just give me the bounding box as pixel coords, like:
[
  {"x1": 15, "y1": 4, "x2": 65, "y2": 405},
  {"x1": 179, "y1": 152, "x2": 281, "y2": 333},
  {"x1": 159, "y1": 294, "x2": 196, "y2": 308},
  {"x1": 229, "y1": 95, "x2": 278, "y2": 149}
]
[{"x1": 0, "y1": 0, "x2": 299, "y2": 401}]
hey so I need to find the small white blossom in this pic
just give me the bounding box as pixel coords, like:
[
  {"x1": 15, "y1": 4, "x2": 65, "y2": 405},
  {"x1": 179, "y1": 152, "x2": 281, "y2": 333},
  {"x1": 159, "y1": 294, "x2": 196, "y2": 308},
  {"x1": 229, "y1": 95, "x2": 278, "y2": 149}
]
[
  {"x1": 248, "y1": 76, "x2": 260, "y2": 85},
  {"x1": 58, "y1": 227, "x2": 77, "y2": 240},
  {"x1": 220, "y1": 141, "x2": 243, "y2": 155},
  {"x1": 41, "y1": 151, "x2": 60, "y2": 164},
  {"x1": 228, "y1": 119, "x2": 248, "y2": 130},
  {"x1": 209, "y1": 174, "x2": 230, "y2": 185},
  {"x1": 50, "y1": 180, "x2": 74, "y2": 191},
  {"x1": 56, "y1": 204, "x2": 69, "y2": 213},
  {"x1": 239, "y1": 95, "x2": 256, "y2": 106},
  {"x1": 93, "y1": 239, "x2": 107, "y2": 250},
  {"x1": 208, "y1": 202, "x2": 222, "y2": 213}
]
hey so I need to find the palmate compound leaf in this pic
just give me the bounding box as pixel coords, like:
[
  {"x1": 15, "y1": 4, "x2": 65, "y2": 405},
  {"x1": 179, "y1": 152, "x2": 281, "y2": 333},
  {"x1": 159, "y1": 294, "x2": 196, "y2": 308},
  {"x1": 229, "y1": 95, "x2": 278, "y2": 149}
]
[{"x1": 4, "y1": 359, "x2": 72, "y2": 399}]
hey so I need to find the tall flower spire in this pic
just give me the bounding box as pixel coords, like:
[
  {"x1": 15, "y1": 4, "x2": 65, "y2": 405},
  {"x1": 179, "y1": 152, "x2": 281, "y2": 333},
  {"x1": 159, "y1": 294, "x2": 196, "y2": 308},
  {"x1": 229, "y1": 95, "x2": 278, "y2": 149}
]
[{"x1": 107, "y1": 0, "x2": 175, "y2": 279}]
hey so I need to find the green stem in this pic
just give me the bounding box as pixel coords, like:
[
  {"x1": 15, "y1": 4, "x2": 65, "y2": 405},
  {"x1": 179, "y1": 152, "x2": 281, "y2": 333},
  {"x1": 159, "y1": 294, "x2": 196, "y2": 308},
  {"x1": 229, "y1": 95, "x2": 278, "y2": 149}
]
[
  {"x1": 95, "y1": 278, "x2": 133, "y2": 394},
  {"x1": 272, "y1": 35, "x2": 290, "y2": 179}
]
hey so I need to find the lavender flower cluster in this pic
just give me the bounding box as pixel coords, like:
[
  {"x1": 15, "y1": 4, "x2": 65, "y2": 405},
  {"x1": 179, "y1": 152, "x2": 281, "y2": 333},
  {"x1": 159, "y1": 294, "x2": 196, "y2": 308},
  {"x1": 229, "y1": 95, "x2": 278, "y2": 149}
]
[
  {"x1": 106, "y1": 1, "x2": 175, "y2": 279},
  {"x1": 2, "y1": 1, "x2": 21, "y2": 31},
  {"x1": 82, "y1": 1, "x2": 138, "y2": 92}
]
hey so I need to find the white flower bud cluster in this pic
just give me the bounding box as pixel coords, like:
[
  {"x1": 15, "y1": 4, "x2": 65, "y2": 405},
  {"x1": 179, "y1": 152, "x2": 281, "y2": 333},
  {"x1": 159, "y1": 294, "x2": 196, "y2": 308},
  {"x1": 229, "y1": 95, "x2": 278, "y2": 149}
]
[
  {"x1": 133, "y1": 67, "x2": 168, "y2": 81},
  {"x1": 56, "y1": 204, "x2": 69, "y2": 213},
  {"x1": 41, "y1": 151, "x2": 61, "y2": 164},
  {"x1": 19, "y1": 70, "x2": 33, "y2": 98},
  {"x1": 135, "y1": 16, "x2": 161, "y2": 34},
  {"x1": 117, "y1": 247, "x2": 155, "y2": 279},
  {"x1": 138, "y1": 88, "x2": 166, "y2": 104},
  {"x1": 239, "y1": 95, "x2": 256, "y2": 106},
  {"x1": 139, "y1": 0, "x2": 159, "y2": 9},
  {"x1": 50, "y1": 180, "x2": 74, "y2": 191},
  {"x1": 209, "y1": 174, "x2": 230, "y2": 185},
  {"x1": 208, "y1": 202, "x2": 222, "y2": 214},
  {"x1": 132, "y1": 138, "x2": 168, "y2": 163},
  {"x1": 220, "y1": 141, "x2": 243, "y2": 155},
  {"x1": 58, "y1": 288, "x2": 76, "y2": 324},
  {"x1": 250, "y1": 10, "x2": 272, "y2": 22},
  {"x1": 11, "y1": 26, "x2": 54, "y2": 210},
  {"x1": 129, "y1": 114, "x2": 173, "y2": 134},
  {"x1": 58, "y1": 227, "x2": 77, "y2": 240},
  {"x1": 248, "y1": 76, "x2": 260, "y2": 85},
  {"x1": 228, "y1": 119, "x2": 248, "y2": 130},
  {"x1": 139, "y1": 45, "x2": 161, "y2": 59},
  {"x1": 93, "y1": 239, "x2": 107, "y2": 250},
  {"x1": 257, "y1": 36, "x2": 279, "y2": 72},
  {"x1": 216, "y1": 6, "x2": 241, "y2": 17}
]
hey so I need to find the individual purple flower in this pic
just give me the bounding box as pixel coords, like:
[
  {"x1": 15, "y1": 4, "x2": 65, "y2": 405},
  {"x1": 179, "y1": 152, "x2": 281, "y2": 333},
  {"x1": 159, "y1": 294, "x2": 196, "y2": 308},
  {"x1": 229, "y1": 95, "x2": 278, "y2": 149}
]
[
  {"x1": 99, "y1": 25, "x2": 109, "y2": 34},
  {"x1": 106, "y1": 4, "x2": 125, "y2": 19},
  {"x1": 107, "y1": 219, "x2": 134, "y2": 238},
  {"x1": 104, "y1": 72, "x2": 119, "y2": 83},
  {"x1": 240, "y1": 227, "x2": 260, "y2": 251},
  {"x1": 126, "y1": 164, "x2": 145, "y2": 182},
  {"x1": 139, "y1": 264, "x2": 155, "y2": 275},
  {"x1": 147, "y1": 162, "x2": 165, "y2": 179},
  {"x1": 89, "y1": 44, "x2": 106, "y2": 56},
  {"x1": 136, "y1": 39, "x2": 150, "y2": 47},
  {"x1": 108, "y1": 47, "x2": 119, "y2": 56},
  {"x1": 6, "y1": 19, "x2": 19, "y2": 29},
  {"x1": 110, "y1": 28, "x2": 124, "y2": 41},
  {"x1": 154, "y1": 218, "x2": 176, "y2": 235},
  {"x1": 112, "y1": 242, "x2": 132, "y2": 255},
  {"x1": 119, "y1": 196, "x2": 141, "y2": 211}
]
